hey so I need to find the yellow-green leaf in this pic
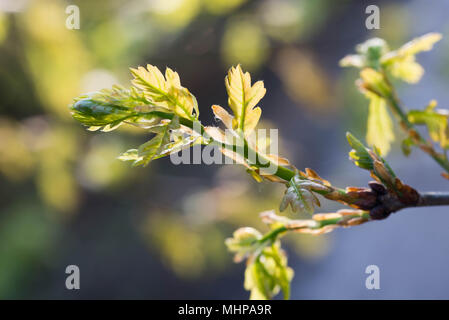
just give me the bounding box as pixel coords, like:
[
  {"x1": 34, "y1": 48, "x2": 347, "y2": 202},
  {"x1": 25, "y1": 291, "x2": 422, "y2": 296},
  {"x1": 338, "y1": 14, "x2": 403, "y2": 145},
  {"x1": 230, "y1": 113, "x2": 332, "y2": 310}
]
[
  {"x1": 120, "y1": 116, "x2": 182, "y2": 166},
  {"x1": 388, "y1": 55, "x2": 423, "y2": 83},
  {"x1": 408, "y1": 101, "x2": 449, "y2": 149},
  {"x1": 340, "y1": 54, "x2": 364, "y2": 68},
  {"x1": 225, "y1": 227, "x2": 262, "y2": 263},
  {"x1": 211, "y1": 104, "x2": 233, "y2": 130},
  {"x1": 381, "y1": 33, "x2": 442, "y2": 83},
  {"x1": 280, "y1": 175, "x2": 324, "y2": 215},
  {"x1": 359, "y1": 68, "x2": 392, "y2": 98},
  {"x1": 130, "y1": 65, "x2": 198, "y2": 120},
  {"x1": 243, "y1": 243, "x2": 293, "y2": 300},
  {"x1": 224, "y1": 65, "x2": 265, "y2": 135},
  {"x1": 383, "y1": 32, "x2": 442, "y2": 61},
  {"x1": 366, "y1": 93, "x2": 394, "y2": 155}
]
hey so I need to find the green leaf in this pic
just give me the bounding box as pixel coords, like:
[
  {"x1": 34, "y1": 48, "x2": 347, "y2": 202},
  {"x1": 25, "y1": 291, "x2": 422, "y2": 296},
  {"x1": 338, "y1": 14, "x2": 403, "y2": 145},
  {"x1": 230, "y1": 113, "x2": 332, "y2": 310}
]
[
  {"x1": 359, "y1": 68, "x2": 392, "y2": 99},
  {"x1": 71, "y1": 98, "x2": 130, "y2": 131},
  {"x1": 401, "y1": 137, "x2": 415, "y2": 156},
  {"x1": 357, "y1": 38, "x2": 389, "y2": 69},
  {"x1": 387, "y1": 55, "x2": 424, "y2": 84},
  {"x1": 225, "y1": 227, "x2": 263, "y2": 263},
  {"x1": 244, "y1": 242, "x2": 293, "y2": 300},
  {"x1": 346, "y1": 132, "x2": 374, "y2": 170},
  {"x1": 340, "y1": 38, "x2": 389, "y2": 69},
  {"x1": 381, "y1": 33, "x2": 442, "y2": 83},
  {"x1": 119, "y1": 116, "x2": 183, "y2": 166},
  {"x1": 117, "y1": 149, "x2": 140, "y2": 162},
  {"x1": 341, "y1": 33, "x2": 442, "y2": 83},
  {"x1": 382, "y1": 33, "x2": 442, "y2": 63},
  {"x1": 339, "y1": 54, "x2": 364, "y2": 68},
  {"x1": 366, "y1": 93, "x2": 394, "y2": 155},
  {"x1": 130, "y1": 65, "x2": 199, "y2": 120},
  {"x1": 279, "y1": 175, "x2": 326, "y2": 215},
  {"x1": 70, "y1": 85, "x2": 161, "y2": 131},
  {"x1": 244, "y1": 259, "x2": 273, "y2": 300},
  {"x1": 225, "y1": 65, "x2": 265, "y2": 135},
  {"x1": 138, "y1": 126, "x2": 172, "y2": 166},
  {"x1": 347, "y1": 132, "x2": 397, "y2": 181},
  {"x1": 408, "y1": 101, "x2": 449, "y2": 149}
]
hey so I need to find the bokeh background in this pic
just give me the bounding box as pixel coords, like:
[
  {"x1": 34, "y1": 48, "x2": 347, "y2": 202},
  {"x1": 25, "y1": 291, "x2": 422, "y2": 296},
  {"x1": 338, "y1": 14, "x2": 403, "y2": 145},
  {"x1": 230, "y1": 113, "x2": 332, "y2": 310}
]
[{"x1": 1, "y1": 0, "x2": 449, "y2": 299}]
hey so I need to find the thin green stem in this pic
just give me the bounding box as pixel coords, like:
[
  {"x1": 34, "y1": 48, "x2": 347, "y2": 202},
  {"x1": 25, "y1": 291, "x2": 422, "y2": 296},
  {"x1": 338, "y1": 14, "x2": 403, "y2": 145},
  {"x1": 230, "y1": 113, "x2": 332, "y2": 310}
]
[
  {"x1": 259, "y1": 211, "x2": 371, "y2": 244},
  {"x1": 383, "y1": 83, "x2": 449, "y2": 174},
  {"x1": 258, "y1": 226, "x2": 288, "y2": 244}
]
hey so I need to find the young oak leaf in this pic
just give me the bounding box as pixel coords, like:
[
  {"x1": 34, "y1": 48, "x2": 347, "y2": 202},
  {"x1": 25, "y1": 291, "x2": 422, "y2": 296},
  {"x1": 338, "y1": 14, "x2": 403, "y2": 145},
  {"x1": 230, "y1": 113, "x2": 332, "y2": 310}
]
[
  {"x1": 346, "y1": 132, "x2": 399, "y2": 191},
  {"x1": 346, "y1": 132, "x2": 375, "y2": 170},
  {"x1": 381, "y1": 33, "x2": 442, "y2": 63},
  {"x1": 206, "y1": 110, "x2": 265, "y2": 182},
  {"x1": 225, "y1": 227, "x2": 262, "y2": 263},
  {"x1": 341, "y1": 33, "x2": 442, "y2": 84},
  {"x1": 365, "y1": 92, "x2": 394, "y2": 155},
  {"x1": 211, "y1": 104, "x2": 234, "y2": 130},
  {"x1": 118, "y1": 117, "x2": 181, "y2": 166},
  {"x1": 280, "y1": 175, "x2": 327, "y2": 215},
  {"x1": 408, "y1": 100, "x2": 449, "y2": 149},
  {"x1": 381, "y1": 33, "x2": 442, "y2": 83},
  {"x1": 226, "y1": 225, "x2": 293, "y2": 301},
  {"x1": 244, "y1": 243, "x2": 293, "y2": 300},
  {"x1": 70, "y1": 85, "x2": 160, "y2": 132},
  {"x1": 359, "y1": 68, "x2": 392, "y2": 99},
  {"x1": 225, "y1": 65, "x2": 266, "y2": 135},
  {"x1": 340, "y1": 38, "x2": 389, "y2": 70},
  {"x1": 130, "y1": 65, "x2": 199, "y2": 120}
]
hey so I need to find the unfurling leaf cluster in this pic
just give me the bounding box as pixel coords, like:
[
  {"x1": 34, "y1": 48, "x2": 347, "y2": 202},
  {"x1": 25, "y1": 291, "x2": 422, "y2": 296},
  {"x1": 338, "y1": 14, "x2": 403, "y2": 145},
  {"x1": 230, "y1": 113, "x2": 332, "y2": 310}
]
[
  {"x1": 341, "y1": 33, "x2": 444, "y2": 158},
  {"x1": 70, "y1": 64, "x2": 274, "y2": 172},
  {"x1": 225, "y1": 227, "x2": 293, "y2": 300}
]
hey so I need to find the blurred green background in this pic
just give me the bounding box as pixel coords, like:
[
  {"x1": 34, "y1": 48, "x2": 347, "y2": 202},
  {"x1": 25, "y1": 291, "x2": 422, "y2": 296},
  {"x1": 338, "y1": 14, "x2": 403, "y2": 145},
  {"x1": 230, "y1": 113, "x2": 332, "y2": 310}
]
[{"x1": 1, "y1": 0, "x2": 449, "y2": 299}]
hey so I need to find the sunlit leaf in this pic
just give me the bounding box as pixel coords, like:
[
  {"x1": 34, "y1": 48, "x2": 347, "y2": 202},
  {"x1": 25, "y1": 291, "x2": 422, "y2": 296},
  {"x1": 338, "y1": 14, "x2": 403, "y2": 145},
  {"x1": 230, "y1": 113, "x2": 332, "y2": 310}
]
[
  {"x1": 117, "y1": 149, "x2": 140, "y2": 162},
  {"x1": 408, "y1": 101, "x2": 449, "y2": 149},
  {"x1": 131, "y1": 65, "x2": 199, "y2": 120},
  {"x1": 382, "y1": 33, "x2": 442, "y2": 63},
  {"x1": 346, "y1": 132, "x2": 375, "y2": 170},
  {"x1": 225, "y1": 227, "x2": 262, "y2": 263},
  {"x1": 244, "y1": 243, "x2": 293, "y2": 300},
  {"x1": 342, "y1": 33, "x2": 442, "y2": 84},
  {"x1": 366, "y1": 93, "x2": 394, "y2": 155},
  {"x1": 225, "y1": 65, "x2": 265, "y2": 135},
  {"x1": 279, "y1": 175, "x2": 325, "y2": 215},
  {"x1": 339, "y1": 54, "x2": 364, "y2": 68},
  {"x1": 70, "y1": 85, "x2": 161, "y2": 131},
  {"x1": 204, "y1": 126, "x2": 227, "y2": 144},
  {"x1": 119, "y1": 116, "x2": 182, "y2": 166},
  {"x1": 211, "y1": 104, "x2": 234, "y2": 130},
  {"x1": 381, "y1": 33, "x2": 442, "y2": 83},
  {"x1": 359, "y1": 68, "x2": 392, "y2": 98},
  {"x1": 340, "y1": 38, "x2": 389, "y2": 69},
  {"x1": 347, "y1": 132, "x2": 397, "y2": 186},
  {"x1": 388, "y1": 55, "x2": 424, "y2": 83}
]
